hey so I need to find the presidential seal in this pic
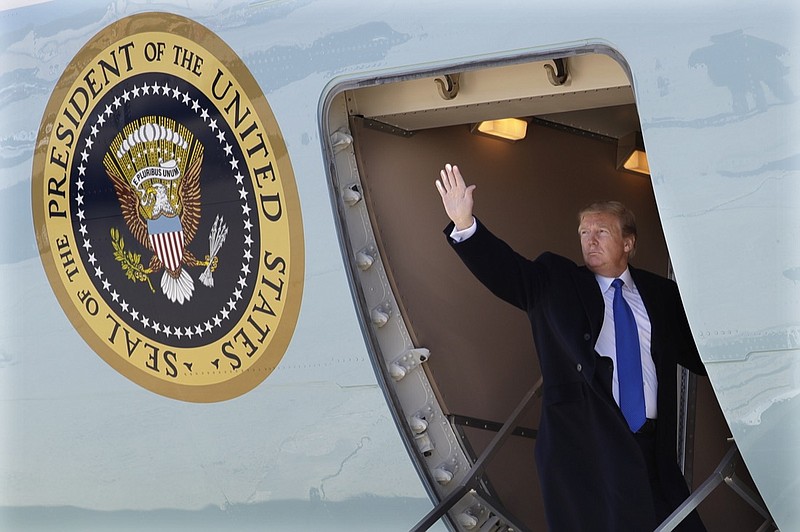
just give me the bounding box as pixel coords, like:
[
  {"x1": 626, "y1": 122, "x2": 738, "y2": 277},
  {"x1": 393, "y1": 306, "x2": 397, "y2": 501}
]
[{"x1": 31, "y1": 13, "x2": 304, "y2": 402}]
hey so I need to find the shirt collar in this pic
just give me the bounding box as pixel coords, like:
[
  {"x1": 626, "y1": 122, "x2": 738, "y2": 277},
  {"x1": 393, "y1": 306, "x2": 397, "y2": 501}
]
[{"x1": 595, "y1": 267, "x2": 635, "y2": 294}]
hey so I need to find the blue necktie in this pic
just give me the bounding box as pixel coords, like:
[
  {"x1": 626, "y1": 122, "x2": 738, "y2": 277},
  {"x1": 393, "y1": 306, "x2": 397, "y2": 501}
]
[{"x1": 612, "y1": 279, "x2": 646, "y2": 432}]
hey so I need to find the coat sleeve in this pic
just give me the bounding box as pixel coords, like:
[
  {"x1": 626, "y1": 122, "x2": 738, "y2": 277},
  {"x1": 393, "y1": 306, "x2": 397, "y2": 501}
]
[{"x1": 444, "y1": 219, "x2": 549, "y2": 312}]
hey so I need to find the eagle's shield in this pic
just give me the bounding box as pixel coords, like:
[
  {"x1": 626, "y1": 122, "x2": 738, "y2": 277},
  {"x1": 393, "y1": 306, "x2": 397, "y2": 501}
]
[{"x1": 147, "y1": 215, "x2": 185, "y2": 273}]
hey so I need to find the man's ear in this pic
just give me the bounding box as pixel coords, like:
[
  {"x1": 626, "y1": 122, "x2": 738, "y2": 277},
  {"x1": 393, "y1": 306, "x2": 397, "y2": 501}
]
[{"x1": 623, "y1": 237, "x2": 635, "y2": 252}]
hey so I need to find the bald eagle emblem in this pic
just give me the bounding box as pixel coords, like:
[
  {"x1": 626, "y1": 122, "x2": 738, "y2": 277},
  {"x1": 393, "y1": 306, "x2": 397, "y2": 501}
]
[{"x1": 103, "y1": 116, "x2": 228, "y2": 304}]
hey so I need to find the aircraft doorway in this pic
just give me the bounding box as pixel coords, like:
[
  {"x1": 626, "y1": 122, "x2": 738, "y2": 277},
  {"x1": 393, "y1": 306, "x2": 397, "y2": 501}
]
[{"x1": 323, "y1": 50, "x2": 767, "y2": 531}]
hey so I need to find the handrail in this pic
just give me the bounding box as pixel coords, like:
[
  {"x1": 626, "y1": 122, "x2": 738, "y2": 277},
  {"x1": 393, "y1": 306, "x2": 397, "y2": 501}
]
[
  {"x1": 411, "y1": 377, "x2": 543, "y2": 532},
  {"x1": 655, "y1": 442, "x2": 776, "y2": 531}
]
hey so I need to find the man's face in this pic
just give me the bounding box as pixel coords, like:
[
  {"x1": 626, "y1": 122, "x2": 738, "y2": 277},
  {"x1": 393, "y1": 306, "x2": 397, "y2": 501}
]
[{"x1": 578, "y1": 211, "x2": 633, "y2": 277}]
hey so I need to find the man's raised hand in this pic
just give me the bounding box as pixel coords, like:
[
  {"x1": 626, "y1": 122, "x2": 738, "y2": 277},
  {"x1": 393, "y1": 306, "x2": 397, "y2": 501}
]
[{"x1": 435, "y1": 163, "x2": 476, "y2": 230}]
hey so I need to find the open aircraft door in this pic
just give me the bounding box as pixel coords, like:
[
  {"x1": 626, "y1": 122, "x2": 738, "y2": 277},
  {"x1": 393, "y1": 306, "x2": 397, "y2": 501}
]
[{"x1": 323, "y1": 48, "x2": 776, "y2": 531}]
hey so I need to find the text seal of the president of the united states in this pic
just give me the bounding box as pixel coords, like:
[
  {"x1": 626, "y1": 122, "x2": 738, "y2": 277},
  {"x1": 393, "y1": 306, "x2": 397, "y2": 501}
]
[{"x1": 32, "y1": 13, "x2": 304, "y2": 402}]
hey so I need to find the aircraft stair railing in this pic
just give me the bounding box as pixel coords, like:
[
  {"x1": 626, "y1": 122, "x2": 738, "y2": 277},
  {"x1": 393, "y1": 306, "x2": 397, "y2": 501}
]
[
  {"x1": 655, "y1": 441, "x2": 778, "y2": 532},
  {"x1": 411, "y1": 371, "x2": 778, "y2": 532},
  {"x1": 411, "y1": 377, "x2": 543, "y2": 532}
]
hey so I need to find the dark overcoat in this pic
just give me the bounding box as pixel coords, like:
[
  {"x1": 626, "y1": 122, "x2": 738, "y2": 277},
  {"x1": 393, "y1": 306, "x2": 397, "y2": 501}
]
[{"x1": 446, "y1": 220, "x2": 707, "y2": 531}]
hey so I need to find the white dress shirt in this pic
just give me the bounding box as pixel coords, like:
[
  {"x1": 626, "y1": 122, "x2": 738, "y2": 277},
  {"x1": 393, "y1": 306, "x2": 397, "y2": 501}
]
[
  {"x1": 450, "y1": 217, "x2": 658, "y2": 418},
  {"x1": 594, "y1": 270, "x2": 658, "y2": 419}
]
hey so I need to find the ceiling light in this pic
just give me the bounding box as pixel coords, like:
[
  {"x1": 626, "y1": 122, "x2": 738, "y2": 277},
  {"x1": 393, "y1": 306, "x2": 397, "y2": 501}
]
[
  {"x1": 623, "y1": 149, "x2": 650, "y2": 175},
  {"x1": 617, "y1": 132, "x2": 650, "y2": 175},
  {"x1": 474, "y1": 118, "x2": 528, "y2": 141}
]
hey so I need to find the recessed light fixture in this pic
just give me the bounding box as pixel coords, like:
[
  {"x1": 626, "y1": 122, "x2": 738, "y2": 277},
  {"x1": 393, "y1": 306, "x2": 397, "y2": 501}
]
[{"x1": 473, "y1": 118, "x2": 528, "y2": 141}]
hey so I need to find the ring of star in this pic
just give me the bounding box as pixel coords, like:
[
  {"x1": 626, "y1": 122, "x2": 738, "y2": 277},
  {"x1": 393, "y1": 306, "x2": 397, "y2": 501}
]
[{"x1": 73, "y1": 79, "x2": 254, "y2": 342}]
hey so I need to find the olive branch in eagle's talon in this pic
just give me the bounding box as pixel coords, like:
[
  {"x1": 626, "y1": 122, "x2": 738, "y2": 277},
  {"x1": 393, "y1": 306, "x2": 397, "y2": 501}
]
[{"x1": 111, "y1": 227, "x2": 155, "y2": 293}]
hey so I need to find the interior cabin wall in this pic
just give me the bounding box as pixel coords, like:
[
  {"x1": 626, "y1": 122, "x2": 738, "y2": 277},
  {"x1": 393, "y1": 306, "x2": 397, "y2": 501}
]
[{"x1": 349, "y1": 116, "x2": 764, "y2": 531}]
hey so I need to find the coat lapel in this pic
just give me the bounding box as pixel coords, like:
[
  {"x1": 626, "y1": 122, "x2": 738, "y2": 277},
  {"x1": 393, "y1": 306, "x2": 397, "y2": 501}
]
[
  {"x1": 572, "y1": 266, "x2": 617, "y2": 401},
  {"x1": 575, "y1": 265, "x2": 604, "y2": 338},
  {"x1": 629, "y1": 266, "x2": 662, "y2": 368},
  {"x1": 629, "y1": 264, "x2": 680, "y2": 438}
]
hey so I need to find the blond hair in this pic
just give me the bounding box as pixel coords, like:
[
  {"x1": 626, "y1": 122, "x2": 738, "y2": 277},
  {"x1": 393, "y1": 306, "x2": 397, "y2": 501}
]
[{"x1": 578, "y1": 201, "x2": 637, "y2": 258}]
